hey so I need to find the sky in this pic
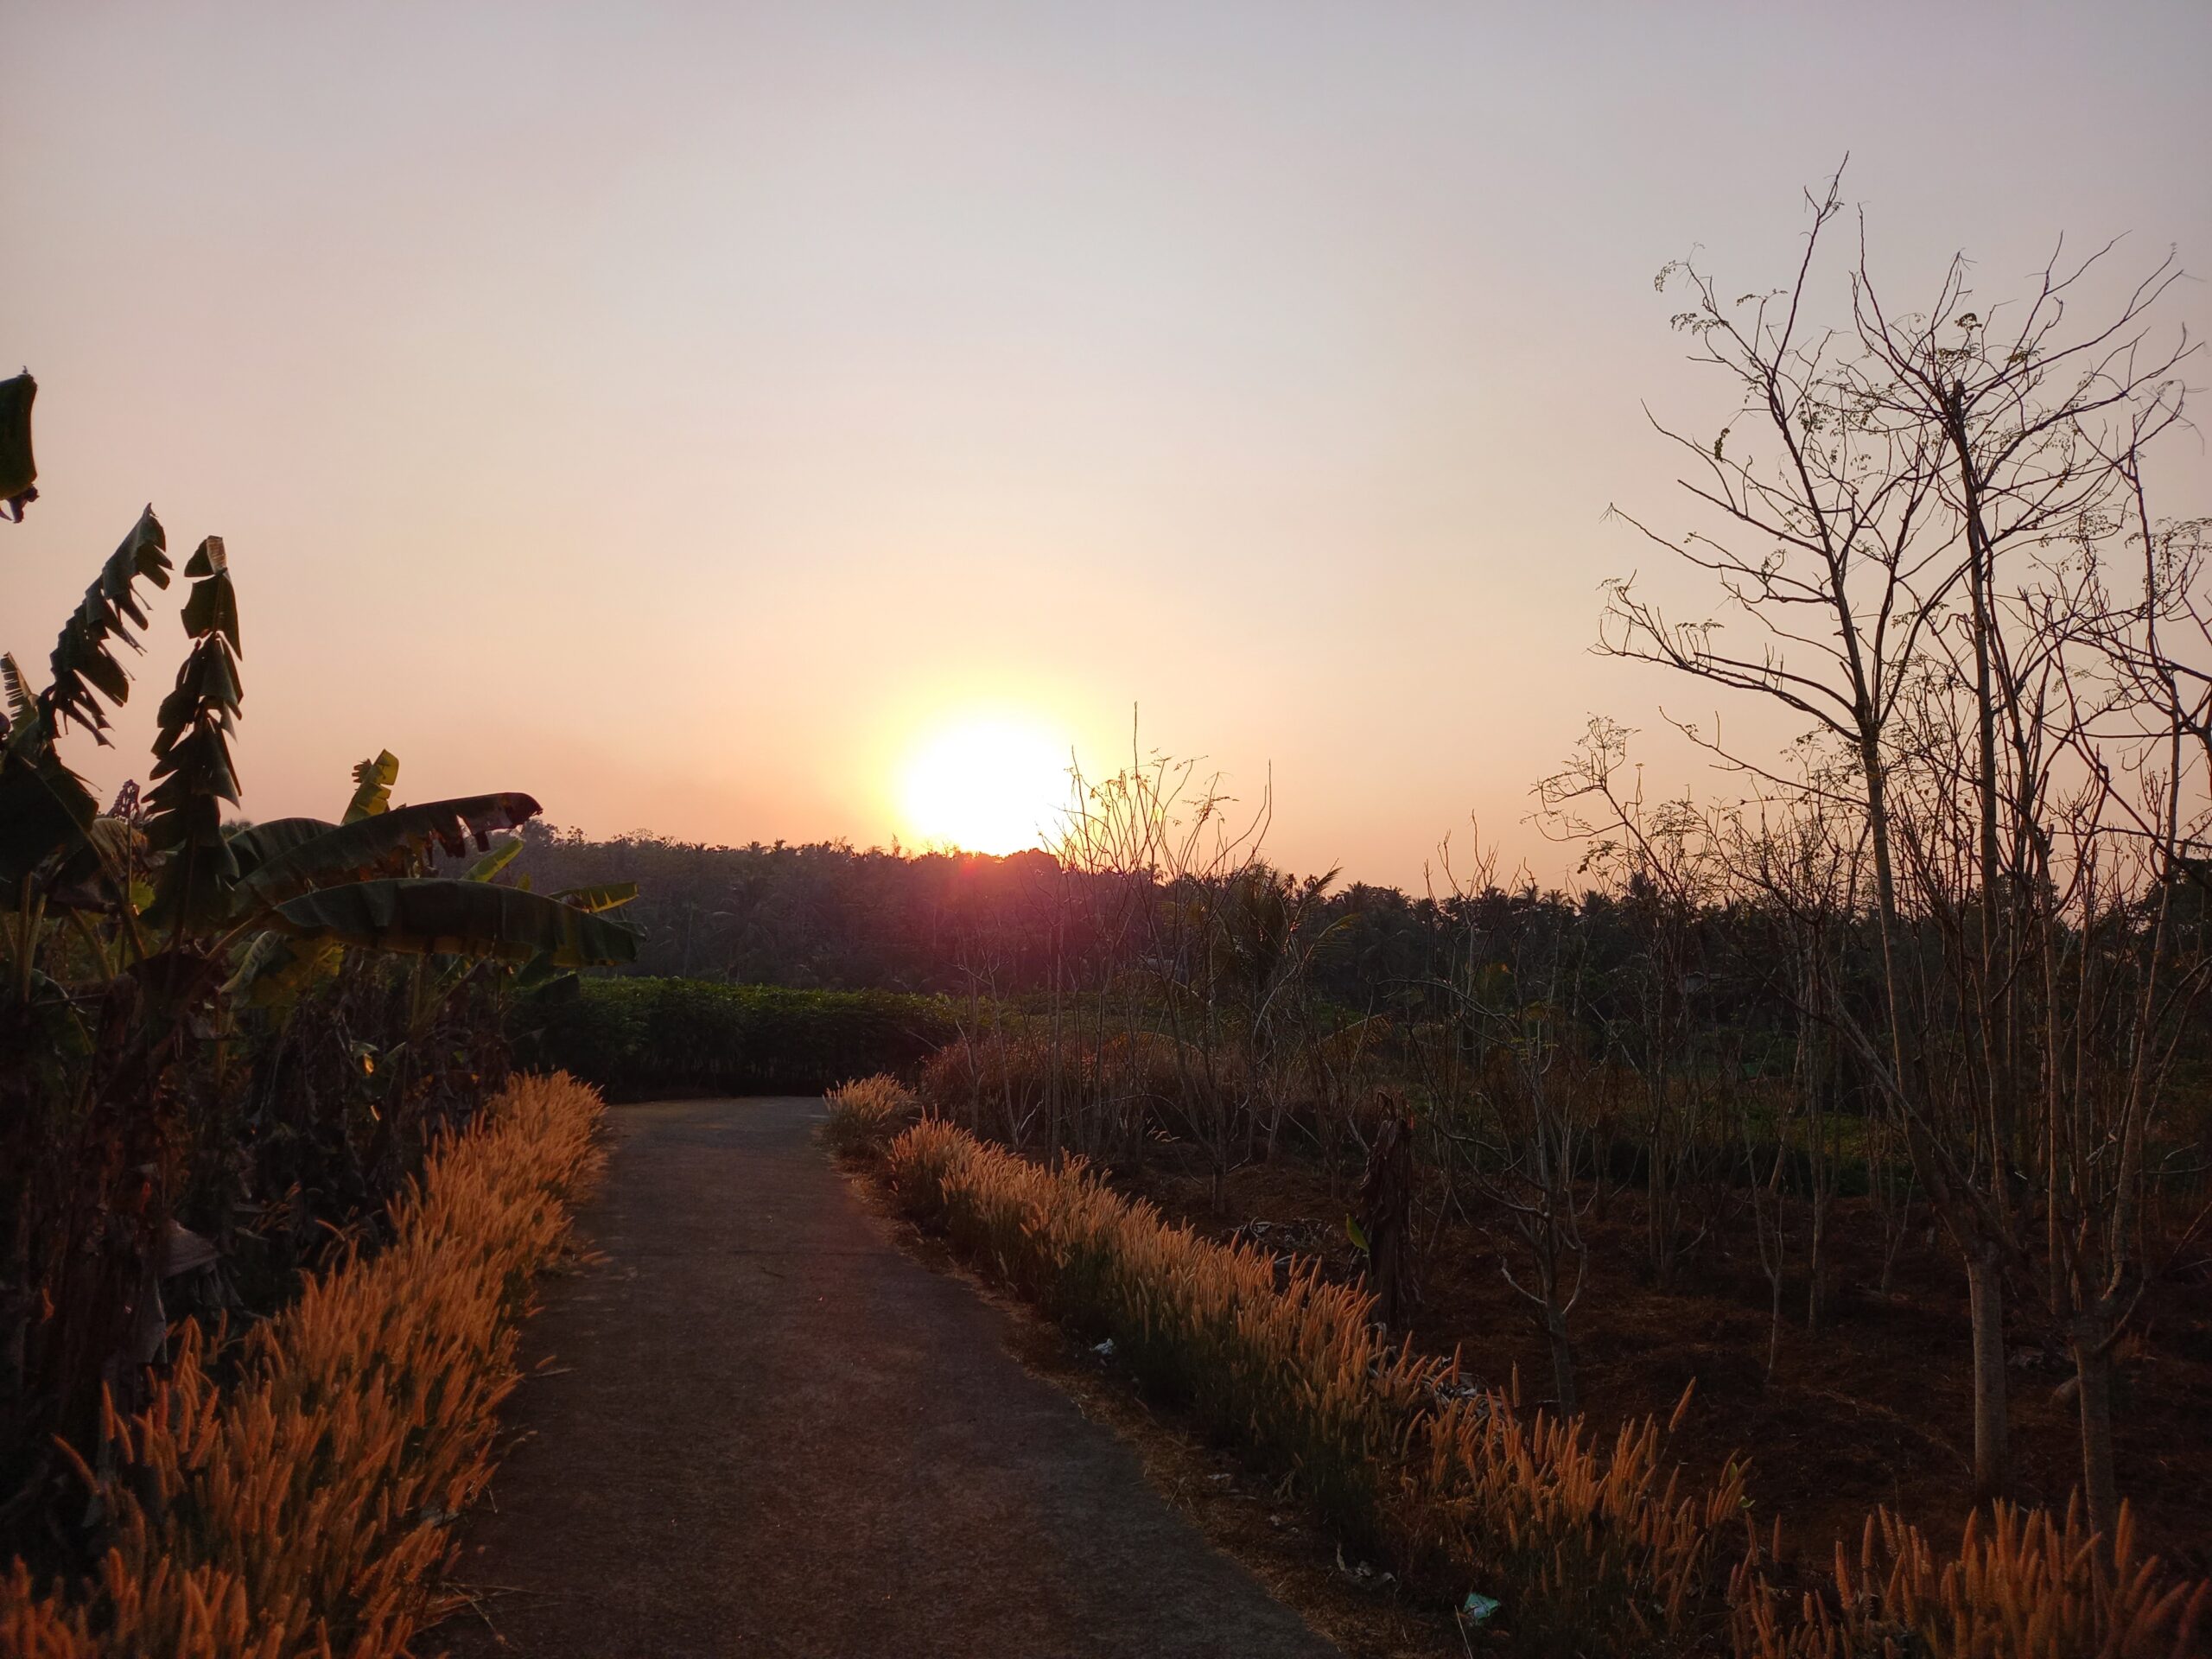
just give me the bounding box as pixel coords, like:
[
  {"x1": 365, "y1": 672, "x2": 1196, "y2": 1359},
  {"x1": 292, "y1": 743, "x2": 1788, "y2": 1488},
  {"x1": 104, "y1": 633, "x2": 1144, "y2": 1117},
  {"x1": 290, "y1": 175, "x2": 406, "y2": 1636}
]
[{"x1": 4, "y1": 2, "x2": 2208, "y2": 887}]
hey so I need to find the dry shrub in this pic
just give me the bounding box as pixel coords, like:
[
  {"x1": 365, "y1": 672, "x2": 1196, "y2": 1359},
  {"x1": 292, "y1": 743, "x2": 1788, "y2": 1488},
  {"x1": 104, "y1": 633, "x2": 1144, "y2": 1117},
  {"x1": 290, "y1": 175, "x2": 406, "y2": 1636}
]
[
  {"x1": 917, "y1": 1031, "x2": 1096, "y2": 1137},
  {"x1": 0, "y1": 1071, "x2": 606, "y2": 1659},
  {"x1": 884, "y1": 1116, "x2": 1738, "y2": 1651},
  {"x1": 918, "y1": 1027, "x2": 1236, "y2": 1154},
  {"x1": 1730, "y1": 1499, "x2": 2209, "y2": 1659},
  {"x1": 822, "y1": 1073, "x2": 919, "y2": 1159}
]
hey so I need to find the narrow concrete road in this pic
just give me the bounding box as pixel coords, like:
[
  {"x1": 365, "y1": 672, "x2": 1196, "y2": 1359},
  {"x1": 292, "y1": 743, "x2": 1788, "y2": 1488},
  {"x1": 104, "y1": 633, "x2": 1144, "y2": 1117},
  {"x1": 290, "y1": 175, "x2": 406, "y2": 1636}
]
[{"x1": 440, "y1": 1097, "x2": 1342, "y2": 1659}]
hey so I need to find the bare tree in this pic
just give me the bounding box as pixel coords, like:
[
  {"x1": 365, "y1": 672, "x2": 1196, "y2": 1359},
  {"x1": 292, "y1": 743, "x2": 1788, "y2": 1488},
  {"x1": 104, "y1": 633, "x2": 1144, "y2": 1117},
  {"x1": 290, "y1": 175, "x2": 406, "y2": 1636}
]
[
  {"x1": 2023, "y1": 450, "x2": 2211, "y2": 1538},
  {"x1": 1426, "y1": 836, "x2": 1598, "y2": 1414},
  {"x1": 1602, "y1": 167, "x2": 2197, "y2": 1511},
  {"x1": 1541, "y1": 716, "x2": 1720, "y2": 1290}
]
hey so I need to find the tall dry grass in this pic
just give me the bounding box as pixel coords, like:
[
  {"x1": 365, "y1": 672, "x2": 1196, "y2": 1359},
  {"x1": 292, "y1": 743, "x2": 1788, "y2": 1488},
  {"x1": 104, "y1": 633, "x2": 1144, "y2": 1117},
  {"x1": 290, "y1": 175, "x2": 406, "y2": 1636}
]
[
  {"x1": 884, "y1": 1112, "x2": 1743, "y2": 1652},
  {"x1": 822, "y1": 1073, "x2": 920, "y2": 1158},
  {"x1": 1729, "y1": 1499, "x2": 2208, "y2": 1659},
  {"x1": 881, "y1": 1109, "x2": 2209, "y2": 1658},
  {"x1": 0, "y1": 1071, "x2": 605, "y2": 1659}
]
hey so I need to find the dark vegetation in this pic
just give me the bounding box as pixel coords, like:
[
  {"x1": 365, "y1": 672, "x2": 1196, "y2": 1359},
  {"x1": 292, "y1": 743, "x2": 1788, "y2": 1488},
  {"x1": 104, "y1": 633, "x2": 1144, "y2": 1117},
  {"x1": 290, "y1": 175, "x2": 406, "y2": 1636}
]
[
  {"x1": 540, "y1": 823, "x2": 2212, "y2": 1578},
  {"x1": 515, "y1": 976, "x2": 955, "y2": 1098},
  {"x1": 0, "y1": 381, "x2": 637, "y2": 1588}
]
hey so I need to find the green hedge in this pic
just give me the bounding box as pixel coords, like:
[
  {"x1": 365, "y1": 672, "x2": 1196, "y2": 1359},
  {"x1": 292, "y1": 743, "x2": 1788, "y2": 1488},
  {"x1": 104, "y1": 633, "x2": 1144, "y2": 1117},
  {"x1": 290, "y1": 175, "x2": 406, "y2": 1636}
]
[{"x1": 512, "y1": 977, "x2": 958, "y2": 1100}]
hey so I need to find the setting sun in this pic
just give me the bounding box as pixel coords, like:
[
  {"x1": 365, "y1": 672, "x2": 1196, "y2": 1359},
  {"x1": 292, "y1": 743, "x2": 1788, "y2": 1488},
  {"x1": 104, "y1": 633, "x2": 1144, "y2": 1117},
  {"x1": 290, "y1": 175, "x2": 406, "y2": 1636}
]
[{"x1": 898, "y1": 715, "x2": 1071, "y2": 855}]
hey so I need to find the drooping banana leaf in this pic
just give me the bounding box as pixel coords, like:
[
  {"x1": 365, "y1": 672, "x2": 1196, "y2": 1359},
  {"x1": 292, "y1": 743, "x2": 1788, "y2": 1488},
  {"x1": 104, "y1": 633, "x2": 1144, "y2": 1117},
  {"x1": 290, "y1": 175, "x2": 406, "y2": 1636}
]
[
  {"x1": 42, "y1": 815, "x2": 147, "y2": 912},
  {"x1": 466, "y1": 836, "x2": 524, "y2": 881},
  {"x1": 223, "y1": 927, "x2": 345, "y2": 1007},
  {"x1": 0, "y1": 742, "x2": 98, "y2": 898},
  {"x1": 46, "y1": 507, "x2": 171, "y2": 739},
  {"x1": 273, "y1": 877, "x2": 639, "y2": 966},
  {"x1": 239, "y1": 792, "x2": 543, "y2": 903},
  {"x1": 225, "y1": 817, "x2": 339, "y2": 882},
  {"x1": 552, "y1": 881, "x2": 638, "y2": 912},
  {"x1": 179, "y1": 534, "x2": 241, "y2": 652},
  {"x1": 343, "y1": 750, "x2": 399, "y2": 823},
  {"x1": 512, "y1": 951, "x2": 574, "y2": 992},
  {"x1": 0, "y1": 372, "x2": 34, "y2": 518}
]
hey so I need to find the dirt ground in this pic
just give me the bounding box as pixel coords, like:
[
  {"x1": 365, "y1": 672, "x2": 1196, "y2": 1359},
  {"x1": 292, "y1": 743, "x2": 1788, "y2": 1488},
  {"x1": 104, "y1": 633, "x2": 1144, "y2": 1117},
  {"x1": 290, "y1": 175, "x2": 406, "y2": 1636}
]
[{"x1": 1118, "y1": 1146, "x2": 2212, "y2": 1581}]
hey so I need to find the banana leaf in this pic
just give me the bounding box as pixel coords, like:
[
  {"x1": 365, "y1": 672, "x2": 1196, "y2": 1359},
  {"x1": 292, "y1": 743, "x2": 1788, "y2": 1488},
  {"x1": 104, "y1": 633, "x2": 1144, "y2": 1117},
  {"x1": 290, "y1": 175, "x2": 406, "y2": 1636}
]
[
  {"x1": 179, "y1": 535, "x2": 239, "y2": 652},
  {"x1": 343, "y1": 750, "x2": 398, "y2": 823},
  {"x1": 226, "y1": 817, "x2": 338, "y2": 881},
  {"x1": 47, "y1": 508, "x2": 171, "y2": 738},
  {"x1": 221, "y1": 928, "x2": 336, "y2": 1006},
  {"x1": 0, "y1": 372, "x2": 33, "y2": 517},
  {"x1": 240, "y1": 792, "x2": 543, "y2": 902},
  {"x1": 1, "y1": 654, "x2": 32, "y2": 725},
  {"x1": 0, "y1": 745, "x2": 97, "y2": 896},
  {"x1": 42, "y1": 815, "x2": 147, "y2": 912},
  {"x1": 466, "y1": 836, "x2": 524, "y2": 881},
  {"x1": 553, "y1": 881, "x2": 638, "y2": 912},
  {"x1": 273, "y1": 877, "x2": 638, "y2": 966}
]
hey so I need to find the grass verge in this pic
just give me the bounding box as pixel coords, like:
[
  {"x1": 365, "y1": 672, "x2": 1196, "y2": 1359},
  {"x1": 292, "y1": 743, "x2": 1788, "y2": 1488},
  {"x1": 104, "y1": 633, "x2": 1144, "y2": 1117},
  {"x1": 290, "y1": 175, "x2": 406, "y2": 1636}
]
[
  {"x1": 880, "y1": 1114, "x2": 1743, "y2": 1654},
  {"x1": 876, "y1": 1109, "x2": 2208, "y2": 1658},
  {"x1": 0, "y1": 1071, "x2": 605, "y2": 1659}
]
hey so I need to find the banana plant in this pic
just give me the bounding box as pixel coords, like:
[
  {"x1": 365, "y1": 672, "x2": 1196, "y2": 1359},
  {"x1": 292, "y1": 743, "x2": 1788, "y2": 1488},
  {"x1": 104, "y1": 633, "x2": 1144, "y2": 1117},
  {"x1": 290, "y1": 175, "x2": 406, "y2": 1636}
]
[
  {"x1": 1, "y1": 511, "x2": 171, "y2": 907},
  {"x1": 0, "y1": 391, "x2": 639, "y2": 1518},
  {"x1": 3, "y1": 506, "x2": 638, "y2": 1020}
]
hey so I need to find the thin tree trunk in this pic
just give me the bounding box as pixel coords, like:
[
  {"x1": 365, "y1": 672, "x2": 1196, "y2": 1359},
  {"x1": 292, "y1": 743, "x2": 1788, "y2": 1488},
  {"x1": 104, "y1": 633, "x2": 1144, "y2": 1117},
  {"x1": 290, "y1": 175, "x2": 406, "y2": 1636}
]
[
  {"x1": 1358, "y1": 1108, "x2": 1418, "y2": 1332},
  {"x1": 2069, "y1": 1313, "x2": 2120, "y2": 1543},
  {"x1": 1545, "y1": 1304, "x2": 1577, "y2": 1416},
  {"x1": 1965, "y1": 1250, "x2": 2011, "y2": 1503}
]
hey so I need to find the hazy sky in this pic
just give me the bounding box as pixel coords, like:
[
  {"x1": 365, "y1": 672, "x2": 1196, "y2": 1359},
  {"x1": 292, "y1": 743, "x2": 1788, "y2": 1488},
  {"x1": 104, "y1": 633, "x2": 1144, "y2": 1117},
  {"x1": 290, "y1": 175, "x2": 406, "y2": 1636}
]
[{"x1": 5, "y1": 2, "x2": 2208, "y2": 887}]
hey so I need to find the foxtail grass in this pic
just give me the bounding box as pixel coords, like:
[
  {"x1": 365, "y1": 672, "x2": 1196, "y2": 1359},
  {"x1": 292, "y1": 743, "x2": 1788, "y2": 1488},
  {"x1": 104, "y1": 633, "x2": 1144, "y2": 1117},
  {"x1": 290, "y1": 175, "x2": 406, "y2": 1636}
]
[
  {"x1": 1729, "y1": 1497, "x2": 2208, "y2": 1659},
  {"x1": 881, "y1": 1110, "x2": 2209, "y2": 1658},
  {"x1": 884, "y1": 1113, "x2": 1741, "y2": 1653},
  {"x1": 822, "y1": 1073, "x2": 920, "y2": 1159},
  {"x1": 0, "y1": 1071, "x2": 605, "y2": 1658}
]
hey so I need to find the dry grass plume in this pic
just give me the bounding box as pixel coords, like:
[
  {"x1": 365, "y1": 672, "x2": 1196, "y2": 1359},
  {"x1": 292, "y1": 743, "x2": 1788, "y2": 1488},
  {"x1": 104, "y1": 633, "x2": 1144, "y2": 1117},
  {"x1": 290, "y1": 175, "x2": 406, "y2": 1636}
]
[{"x1": 0, "y1": 1071, "x2": 605, "y2": 1658}]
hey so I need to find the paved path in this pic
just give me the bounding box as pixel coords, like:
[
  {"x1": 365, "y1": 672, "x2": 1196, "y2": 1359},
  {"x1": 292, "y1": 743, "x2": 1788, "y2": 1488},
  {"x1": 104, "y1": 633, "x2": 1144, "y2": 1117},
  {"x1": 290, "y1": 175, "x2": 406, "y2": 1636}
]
[{"x1": 441, "y1": 1097, "x2": 1341, "y2": 1659}]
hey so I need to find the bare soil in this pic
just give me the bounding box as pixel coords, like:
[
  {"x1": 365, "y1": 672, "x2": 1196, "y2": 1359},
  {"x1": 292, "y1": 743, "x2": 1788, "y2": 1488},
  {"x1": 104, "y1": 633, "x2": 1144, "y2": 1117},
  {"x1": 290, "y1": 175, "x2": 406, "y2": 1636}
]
[{"x1": 1116, "y1": 1145, "x2": 2212, "y2": 1580}]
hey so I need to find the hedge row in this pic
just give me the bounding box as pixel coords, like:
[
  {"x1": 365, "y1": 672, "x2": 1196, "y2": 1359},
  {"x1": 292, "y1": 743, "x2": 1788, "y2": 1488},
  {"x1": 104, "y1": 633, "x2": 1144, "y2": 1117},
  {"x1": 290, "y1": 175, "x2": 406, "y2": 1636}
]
[
  {"x1": 0, "y1": 1071, "x2": 606, "y2": 1658},
  {"x1": 514, "y1": 976, "x2": 958, "y2": 1099}
]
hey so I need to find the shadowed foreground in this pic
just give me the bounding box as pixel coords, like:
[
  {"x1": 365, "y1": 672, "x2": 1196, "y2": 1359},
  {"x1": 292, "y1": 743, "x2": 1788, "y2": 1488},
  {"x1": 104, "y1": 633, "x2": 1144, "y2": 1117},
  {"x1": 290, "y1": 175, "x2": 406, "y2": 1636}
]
[{"x1": 440, "y1": 1096, "x2": 1342, "y2": 1659}]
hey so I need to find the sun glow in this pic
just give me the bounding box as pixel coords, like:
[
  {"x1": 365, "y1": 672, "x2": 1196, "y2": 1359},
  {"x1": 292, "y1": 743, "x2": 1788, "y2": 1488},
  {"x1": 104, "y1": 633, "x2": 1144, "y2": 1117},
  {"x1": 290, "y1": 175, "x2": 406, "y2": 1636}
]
[{"x1": 898, "y1": 715, "x2": 1070, "y2": 855}]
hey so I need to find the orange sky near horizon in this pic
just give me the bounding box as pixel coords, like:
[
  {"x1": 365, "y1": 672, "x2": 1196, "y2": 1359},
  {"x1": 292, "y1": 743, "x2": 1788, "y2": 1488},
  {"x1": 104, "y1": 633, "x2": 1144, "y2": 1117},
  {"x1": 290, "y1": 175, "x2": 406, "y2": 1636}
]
[{"x1": 4, "y1": 3, "x2": 2208, "y2": 889}]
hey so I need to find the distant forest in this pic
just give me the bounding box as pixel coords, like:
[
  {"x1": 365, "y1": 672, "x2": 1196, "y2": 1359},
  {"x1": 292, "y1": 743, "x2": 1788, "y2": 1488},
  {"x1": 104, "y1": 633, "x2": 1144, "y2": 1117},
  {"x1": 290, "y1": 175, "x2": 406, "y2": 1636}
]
[
  {"x1": 510, "y1": 822, "x2": 1459, "y2": 1001},
  {"x1": 508, "y1": 820, "x2": 1806, "y2": 1043}
]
